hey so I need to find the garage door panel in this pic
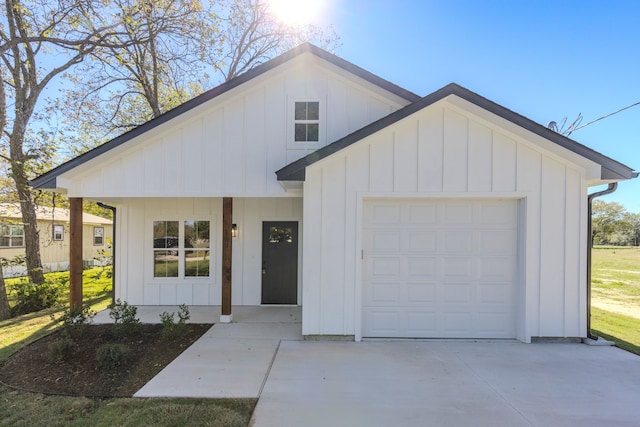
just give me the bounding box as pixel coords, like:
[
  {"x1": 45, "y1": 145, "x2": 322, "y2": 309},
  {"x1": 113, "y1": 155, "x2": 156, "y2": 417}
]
[
  {"x1": 371, "y1": 231, "x2": 401, "y2": 251},
  {"x1": 408, "y1": 231, "x2": 437, "y2": 251},
  {"x1": 371, "y1": 257, "x2": 401, "y2": 276},
  {"x1": 406, "y1": 312, "x2": 438, "y2": 335},
  {"x1": 408, "y1": 205, "x2": 438, "y2": 223},
  {"x1": 407, "y1": 257, "x2": 437, "y2": 276},
  {"x1": 478, "y1": 230, "x2": 514, "y2": 253},
  {"x1": 367, "y1": 205, "x2": 401, "y2": 224},
  {"x1": 367, "y1": 282, "x2": 401, "y2": 304},
  {"x1": 443, "y1": 231, "x2": 473, "y2": 251},
  {"x1": 442, "y1": 204, "x2": 473, "y2": 224},
  {"x1": 478, "y1": 283, "x2": 512, "y2": 304},
  {"x1": 479, "y1": 204, "x2": 517, "y2": 226},
  {"x1": 442, "y1": 257, "x2": 473, "y2": 277},
  {"x1": 440, "y1": 312, "x2": 473, "y2": 334},
  {"x1": 363, "y1": 199, "x2": 518, "y2": 339},
  {"x1": 478, "y1": 257, "x2": 514, "y2": 279},
  {"x1": 407, "y1": 283, "x2": 437, "y2": 303},
  {"x1": 365, "y1": 310, "x2": 402, "y2": 335}
]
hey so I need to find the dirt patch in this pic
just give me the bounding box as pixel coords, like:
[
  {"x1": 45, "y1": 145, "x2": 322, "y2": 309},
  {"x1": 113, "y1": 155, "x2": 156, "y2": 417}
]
[
  {"x1": 0, "y1": 323, "x2": 211, "y2": 397},
  {"x1": 593, "y1": 300, "x2": 640, "y2": 320}
]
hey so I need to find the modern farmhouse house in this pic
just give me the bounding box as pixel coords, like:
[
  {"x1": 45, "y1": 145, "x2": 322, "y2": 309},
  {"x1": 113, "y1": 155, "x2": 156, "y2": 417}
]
[{"x1": 30, "y1": 43, "x2": 637, "y2": 342}]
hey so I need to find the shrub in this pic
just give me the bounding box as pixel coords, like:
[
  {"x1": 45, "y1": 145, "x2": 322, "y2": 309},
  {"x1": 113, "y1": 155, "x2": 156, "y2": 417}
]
[
  {"x1": 109, "y1": 299, "x2": 141, "y2": 338},
  {"x1": 96, "y1": 343, "x2": 129, "y2": 369},
  {"x1": 47, "y1": 338, "x2": 76, "y2": 363},
  {"x1": 160, "y1": 304, "x2": 190, "y2": 340},
  {"x1": 54, "y1": 305, "x2": 96, "y2": 339},
  {"x1": 11, "y1": 279, "x2": 63, "y2": 315}
]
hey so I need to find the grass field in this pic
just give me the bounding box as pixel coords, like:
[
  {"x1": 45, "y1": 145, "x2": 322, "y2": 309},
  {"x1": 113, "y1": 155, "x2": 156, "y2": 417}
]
[
  {"x1": 591, "y1": 246, "x2": 640, "y2": 355},
  {"x1": 0, "y1": 268, "x2": 113, "y2": 361}
]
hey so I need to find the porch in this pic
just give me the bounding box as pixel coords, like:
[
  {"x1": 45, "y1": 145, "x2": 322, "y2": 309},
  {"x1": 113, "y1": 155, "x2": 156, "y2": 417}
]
[{"x1": 93, "y1": 305, "x2": 302, "y2": 326}]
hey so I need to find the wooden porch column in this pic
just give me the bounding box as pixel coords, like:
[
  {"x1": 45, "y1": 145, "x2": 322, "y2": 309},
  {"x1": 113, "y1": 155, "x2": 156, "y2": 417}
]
[
  {"x1": 69, "y1": 197, "x2": 83, "y2": 310},
  {"x1": 221, "y1": 197, "x2": 233, "y2": 322}
]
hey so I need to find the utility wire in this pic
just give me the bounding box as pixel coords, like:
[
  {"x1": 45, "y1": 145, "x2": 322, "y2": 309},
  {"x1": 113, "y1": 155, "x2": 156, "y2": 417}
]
[{"x1": 571, "y1": 100, "x2": 640, "y2": 134}]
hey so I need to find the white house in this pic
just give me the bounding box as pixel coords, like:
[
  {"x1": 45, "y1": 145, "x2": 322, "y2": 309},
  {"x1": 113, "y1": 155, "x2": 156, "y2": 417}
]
[{"x1": 30, "y1": 43, "x2": 637, "y2": 342}]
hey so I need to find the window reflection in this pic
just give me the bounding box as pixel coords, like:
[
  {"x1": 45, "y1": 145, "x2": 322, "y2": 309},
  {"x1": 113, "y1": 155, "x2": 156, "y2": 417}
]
[{"x1": 269, "y1": 226, "x2": 293, "y2": 243}]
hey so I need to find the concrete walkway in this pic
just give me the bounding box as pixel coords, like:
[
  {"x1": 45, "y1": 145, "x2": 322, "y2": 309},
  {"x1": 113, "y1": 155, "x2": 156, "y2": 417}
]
[{"x1": 94, "y1": 306, "x2": 640, "y2": 426}]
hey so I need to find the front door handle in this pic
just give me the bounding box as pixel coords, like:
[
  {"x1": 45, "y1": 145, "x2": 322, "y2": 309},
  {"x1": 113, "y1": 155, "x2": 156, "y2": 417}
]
[{"x1": 262, "y1": 261, "x2": 267, "y2": 275}]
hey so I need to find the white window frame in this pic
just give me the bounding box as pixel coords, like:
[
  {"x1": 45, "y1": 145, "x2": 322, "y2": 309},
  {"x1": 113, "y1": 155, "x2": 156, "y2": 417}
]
[
  {"x1": 53, "y1": 224, "x2": 64, "y2": 241},
  {"x1": 288, "y1": 99, "x2": 325, "y2": 148},
  {"x1": 93, "y1": 226, "x2": 104, "y2": 246},
  {"x1": 152, "y1": 219, "x2": 211, "y2": 280},
  {"x1": 0, "y1": 223, "x2": 25, "y2": 248}
]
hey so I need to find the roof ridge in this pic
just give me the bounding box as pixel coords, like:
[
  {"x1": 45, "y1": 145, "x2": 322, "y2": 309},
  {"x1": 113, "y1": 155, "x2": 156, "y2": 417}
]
[{"x1": 30, "y1": 43, "x2": 419, "y2": 189}]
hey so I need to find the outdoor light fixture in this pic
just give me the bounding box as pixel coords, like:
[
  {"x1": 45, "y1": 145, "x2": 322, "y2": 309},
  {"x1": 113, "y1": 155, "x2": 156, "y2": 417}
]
[{"x1": 231, "y1": 223, "x2": 238, "y2": 238}]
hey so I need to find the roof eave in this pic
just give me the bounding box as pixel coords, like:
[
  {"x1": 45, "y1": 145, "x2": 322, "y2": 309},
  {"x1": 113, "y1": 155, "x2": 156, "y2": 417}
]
[
  {"x1": 276, "y1": 83, "x2": 637, "y2": 183},
  {"x1": 30, "y1": 43, "x2": 420, "y2": 191}
]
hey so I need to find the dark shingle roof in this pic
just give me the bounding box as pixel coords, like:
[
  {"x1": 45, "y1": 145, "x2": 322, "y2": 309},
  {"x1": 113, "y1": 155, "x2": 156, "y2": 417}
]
[
  {"x1": 276, "y1": 83, "x2": 638, "y2": 182},
  {"x1": 30, "y1": 43, "x2": 421, "y2": 189}
]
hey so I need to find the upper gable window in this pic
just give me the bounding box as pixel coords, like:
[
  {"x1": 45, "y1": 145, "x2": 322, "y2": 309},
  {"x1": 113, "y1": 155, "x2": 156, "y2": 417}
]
[{"x1": 294, "y1": 101, "x2": 319, "y2": 142}]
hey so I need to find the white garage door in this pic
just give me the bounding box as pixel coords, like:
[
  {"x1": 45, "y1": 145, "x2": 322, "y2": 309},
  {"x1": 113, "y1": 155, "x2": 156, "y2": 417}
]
[{"x1": 362, "y1": 199, "x2": 518, "y2": 339}]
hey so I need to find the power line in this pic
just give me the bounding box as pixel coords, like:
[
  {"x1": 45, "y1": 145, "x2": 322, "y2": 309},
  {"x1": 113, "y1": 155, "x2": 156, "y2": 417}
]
[{"x1": 571, "y1": 100, "x2": 640, "y2": 134}]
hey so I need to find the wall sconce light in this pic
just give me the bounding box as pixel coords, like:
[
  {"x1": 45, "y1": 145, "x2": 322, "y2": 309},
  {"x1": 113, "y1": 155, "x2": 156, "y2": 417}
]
[{"x1": 231, "y1": 223, "x2": 238, "y2": 238}]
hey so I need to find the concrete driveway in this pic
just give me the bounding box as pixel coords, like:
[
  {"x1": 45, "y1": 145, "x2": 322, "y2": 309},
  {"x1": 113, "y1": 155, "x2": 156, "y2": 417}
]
[
  {"x1": 251, "y1": 340, "x2": 640, "y2": 427},
  {"x1": 104, "y1": 307, "x2": 639, "y2": 426}
]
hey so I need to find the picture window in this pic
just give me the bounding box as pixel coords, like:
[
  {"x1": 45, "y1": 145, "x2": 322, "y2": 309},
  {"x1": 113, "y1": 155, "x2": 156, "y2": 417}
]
[{"x1": 153, "y1": 220, "x2": 210, "y2": 278}]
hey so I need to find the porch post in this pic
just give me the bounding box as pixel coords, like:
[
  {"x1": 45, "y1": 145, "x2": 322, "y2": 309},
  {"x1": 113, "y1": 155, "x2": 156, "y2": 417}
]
[
  {"x1": 221, "y1": 197, "x2": 233, "y2": 322},
  {"x1": 69, "y1": 197, "x2": 83, "y2": 310}
]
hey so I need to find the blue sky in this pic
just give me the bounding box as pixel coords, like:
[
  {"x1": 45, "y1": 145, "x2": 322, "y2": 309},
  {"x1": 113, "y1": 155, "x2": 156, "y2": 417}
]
[{"x1": 310, "y1": 0, "x2": 639, "y2": 212}]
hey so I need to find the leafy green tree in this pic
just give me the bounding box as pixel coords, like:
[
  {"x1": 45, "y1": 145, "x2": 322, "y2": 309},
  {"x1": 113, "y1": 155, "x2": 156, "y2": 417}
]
[
  {"x1": 0, "y1": 0, "x2": 123, "y2": 285},
  {"x1": 60, "y1": 0, "x2": 340, "y2": 147},
  {"x1": 591, "y1": 200, "x2": 639, "y2": 246}
]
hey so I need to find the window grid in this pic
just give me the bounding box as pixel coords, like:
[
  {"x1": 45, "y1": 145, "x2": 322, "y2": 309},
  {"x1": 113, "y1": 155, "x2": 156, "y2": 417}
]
[
  {"x1": 153, "y1": 220, "x2": 210, "y2": 279},
  {"x1": 0, "y1": 224, "x2": 24, "y2": 248},
  {"x1": 294, "y1": 101, "x2": 319, "y2": 142},
  {"x1": 53, "y1": 224, "x2": 64, "y2": 241}
]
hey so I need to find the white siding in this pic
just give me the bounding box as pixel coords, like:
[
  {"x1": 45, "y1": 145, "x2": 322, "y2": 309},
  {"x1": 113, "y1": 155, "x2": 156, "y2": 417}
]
[
  {"x1": 302, "y1": 100, "x2": 591, "y2": 341},
  {"x1": 115, "y1": 197, "x2": 302, "y2": 306},
  {"x1": 64, "y1": 53, "x2": 411, "y2": 199}
]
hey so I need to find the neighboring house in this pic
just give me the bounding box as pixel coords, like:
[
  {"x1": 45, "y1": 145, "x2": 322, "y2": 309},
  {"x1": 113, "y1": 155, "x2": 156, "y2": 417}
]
[
  {"x1": 0, "y1": 203, "x2": 112, "y2": 277},
  {"x1": 30, "y1": 44, "x2": 637, "y2": 342}
]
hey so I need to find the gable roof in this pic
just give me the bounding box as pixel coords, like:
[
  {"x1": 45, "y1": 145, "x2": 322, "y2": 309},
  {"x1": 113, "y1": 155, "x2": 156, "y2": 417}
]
[
  {"x1": 30, "y1": 43, "x2": 421, "y2": 190},
  {"x1": 276, "y1": 83, "x2": 638, "y2": 182}
]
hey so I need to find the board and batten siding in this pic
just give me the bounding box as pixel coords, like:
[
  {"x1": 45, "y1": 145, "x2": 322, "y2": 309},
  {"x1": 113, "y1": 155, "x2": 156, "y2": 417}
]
[
  {"x1": 115, "y1": 197, "x2": 302, "y2": 306},
  {"x1": 64, "y1": 54, "x2": 411, "y2": 199},
  {"x1": 302, "y1": 101, "x2": 591, "y2": 342}
]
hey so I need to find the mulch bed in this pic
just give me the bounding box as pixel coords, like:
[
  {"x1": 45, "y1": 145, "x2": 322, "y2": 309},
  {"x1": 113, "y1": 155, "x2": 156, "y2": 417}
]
[{"x1": 0, "y1": 323, "x2": 211, "y2": 397}]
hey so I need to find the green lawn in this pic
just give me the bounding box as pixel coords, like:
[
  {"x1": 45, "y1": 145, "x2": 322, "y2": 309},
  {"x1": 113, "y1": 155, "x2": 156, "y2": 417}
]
[
  {"x1": 0, "y1": 267, "x2": 113, "y2": 361},
  {"x1": 591, "y1": 246, "x2": 640, "y2": 355},
  {"x1": 0, "y1": 387, "x2": 256, "y2": 427}
]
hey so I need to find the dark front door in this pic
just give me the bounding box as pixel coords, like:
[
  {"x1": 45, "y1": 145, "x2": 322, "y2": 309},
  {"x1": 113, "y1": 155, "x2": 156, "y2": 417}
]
[{"x1": 261, "y1": 221, "x2": 298, "y2": 304}]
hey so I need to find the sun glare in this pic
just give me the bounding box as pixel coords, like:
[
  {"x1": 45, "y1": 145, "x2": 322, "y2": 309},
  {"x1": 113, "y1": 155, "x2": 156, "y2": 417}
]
[{"x1": 269, "y1": 0, "x2": 323, "y2": 26}]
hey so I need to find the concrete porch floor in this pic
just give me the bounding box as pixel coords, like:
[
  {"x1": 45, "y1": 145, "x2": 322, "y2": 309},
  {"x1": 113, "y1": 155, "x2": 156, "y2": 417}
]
[{"x1": 92, "y1": 305, "x2": 302, "y2": 325}]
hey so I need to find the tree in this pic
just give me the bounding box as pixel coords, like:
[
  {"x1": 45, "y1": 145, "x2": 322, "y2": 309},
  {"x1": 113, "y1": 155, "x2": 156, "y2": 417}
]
[
  {"x1": 591, "y1": 200, "x2": 625, "y2": 245},
  {"x1": 216, "y1": 0, "x2": 339, "y2": 81},
  {"x1": 61, "y1": 0, "x2": 218, "y2": 146},
  {"x1": 0, "y1": 0, "x2": 129, "y2": 288},
  {"x1": 591, "y1": 200, "x2": 639, "y2": 246},
  {"x1": 61, "y1": 0, "x2": 340, "y2": 145}
]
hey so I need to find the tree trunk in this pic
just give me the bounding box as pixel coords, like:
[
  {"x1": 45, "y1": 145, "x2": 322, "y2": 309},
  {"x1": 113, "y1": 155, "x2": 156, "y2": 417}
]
[
  {"x1": 0, "y1": 263, "x2": 11, "y2": 320},
  {"x1": 10, "y1": 149, "x2": 45, "y2": 285}
]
